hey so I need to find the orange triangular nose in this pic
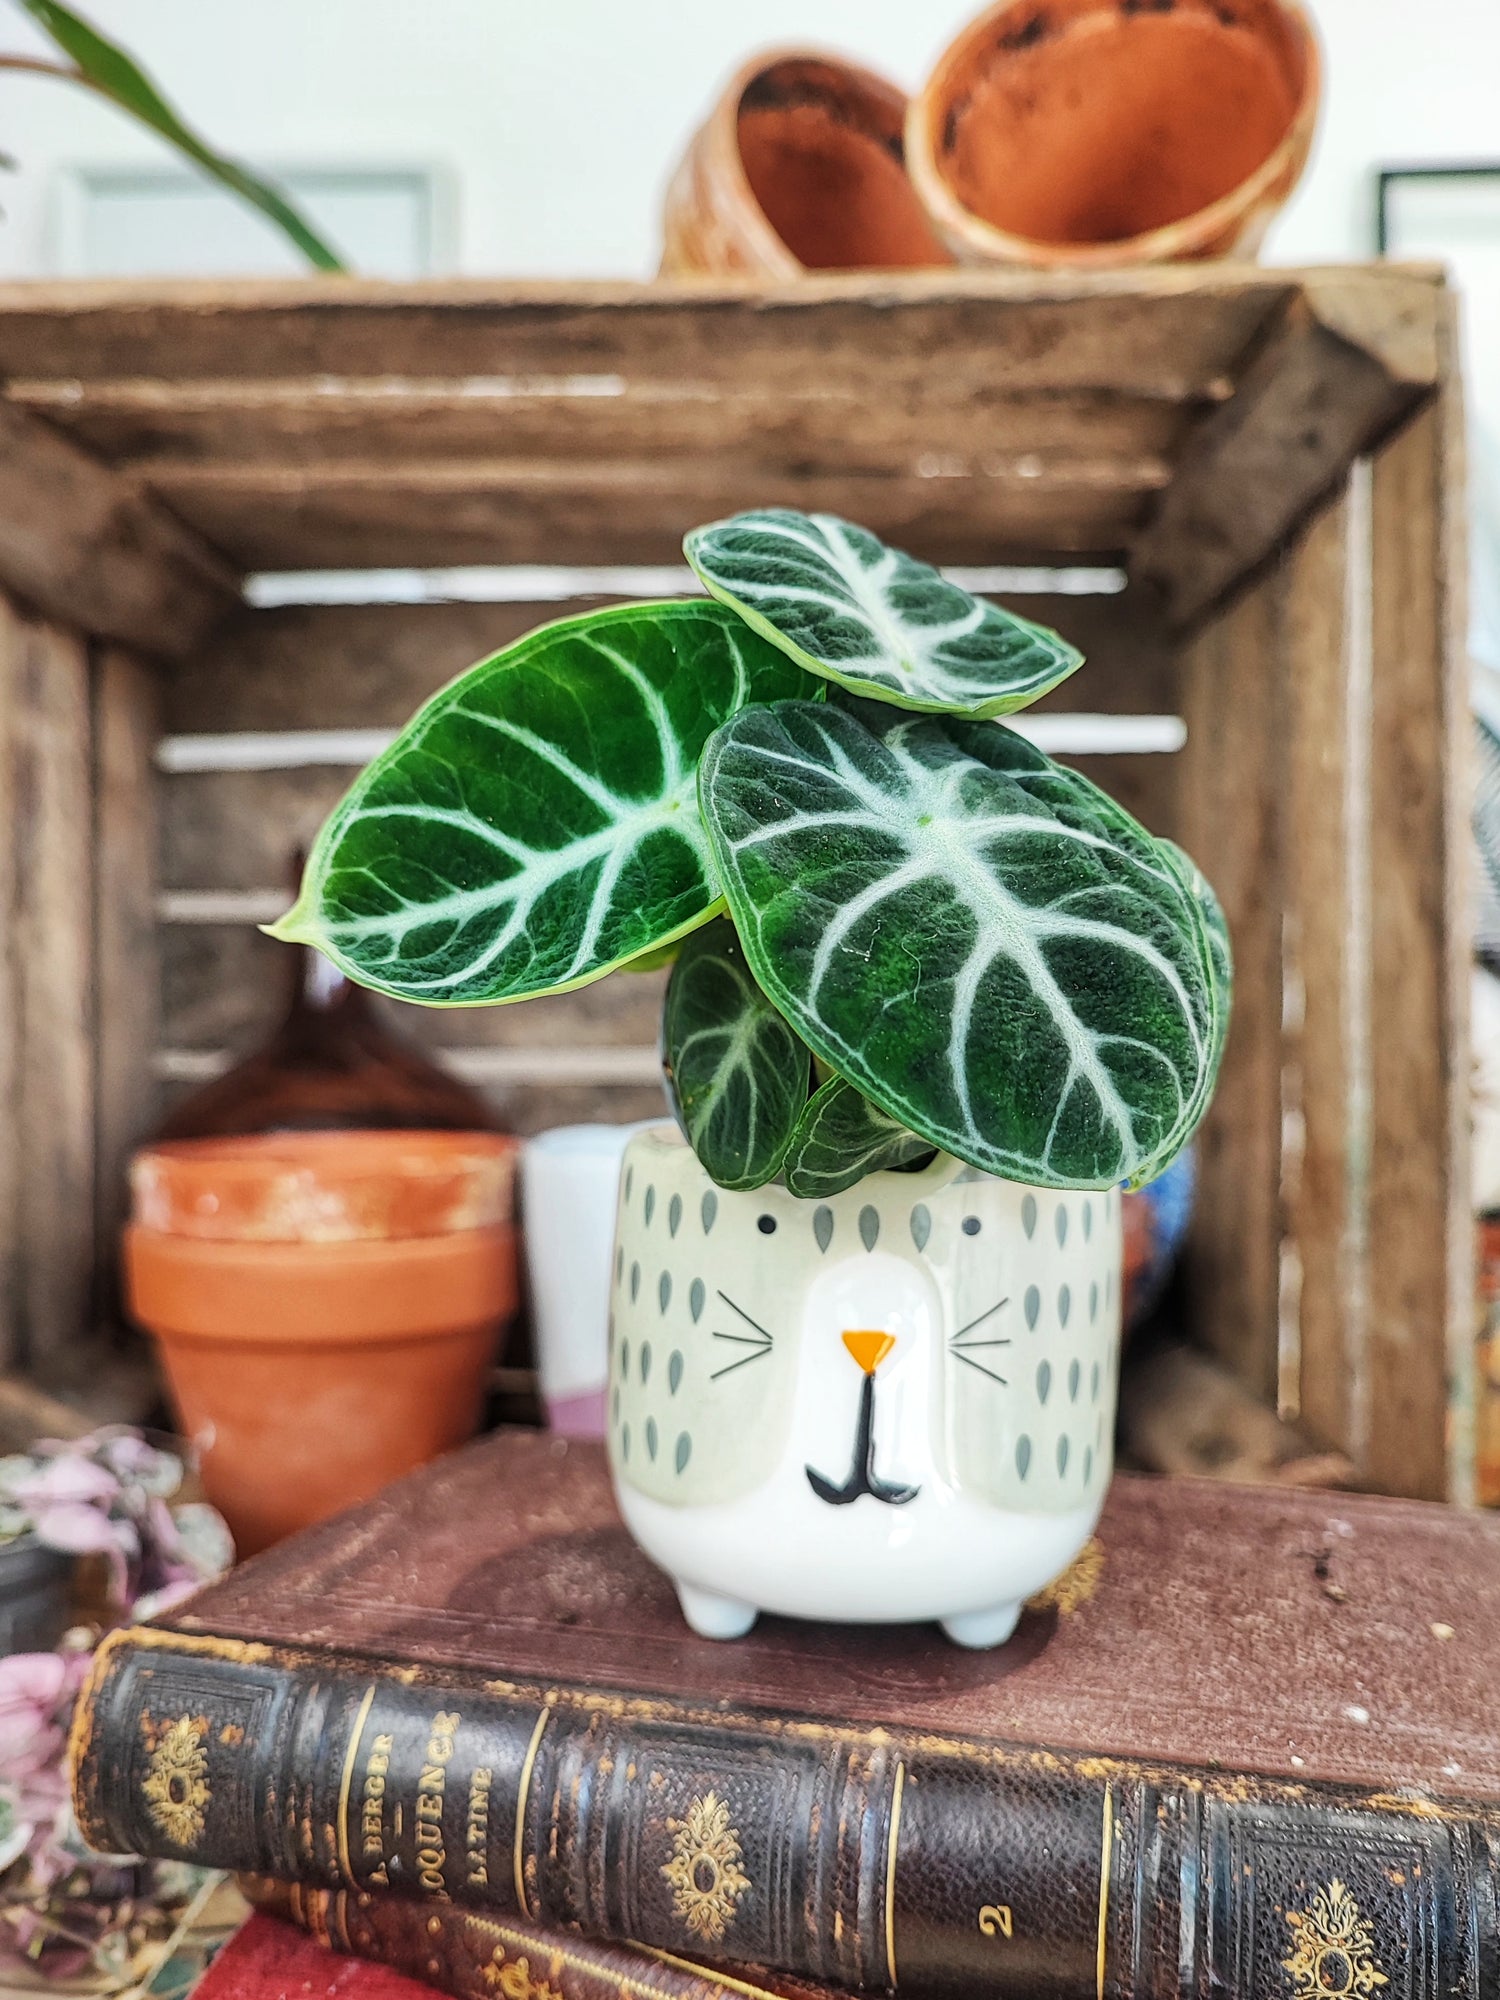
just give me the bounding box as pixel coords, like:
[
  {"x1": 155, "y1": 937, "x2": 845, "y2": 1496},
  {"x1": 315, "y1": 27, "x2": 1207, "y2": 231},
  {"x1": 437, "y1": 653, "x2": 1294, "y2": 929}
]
[{"x1": 842, "y1": 1329, "x2": 896, "y2": 1375}]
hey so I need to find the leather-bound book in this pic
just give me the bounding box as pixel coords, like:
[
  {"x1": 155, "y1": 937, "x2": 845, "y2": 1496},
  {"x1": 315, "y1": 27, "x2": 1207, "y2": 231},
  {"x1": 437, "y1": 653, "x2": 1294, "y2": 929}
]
[
  {"x1": 240, "y1": 1879, "x2": 836, "y2": 2000},
  {"x1": 71, "y1": 1431, "x2": 1500, "y2": 1999}
]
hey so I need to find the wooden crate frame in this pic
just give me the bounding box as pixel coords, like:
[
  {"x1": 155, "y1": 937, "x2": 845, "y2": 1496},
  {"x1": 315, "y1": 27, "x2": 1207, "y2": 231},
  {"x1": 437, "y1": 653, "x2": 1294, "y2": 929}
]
[{"x1": 0, "y1": 267, "x2": 1471, "y2": 1499}]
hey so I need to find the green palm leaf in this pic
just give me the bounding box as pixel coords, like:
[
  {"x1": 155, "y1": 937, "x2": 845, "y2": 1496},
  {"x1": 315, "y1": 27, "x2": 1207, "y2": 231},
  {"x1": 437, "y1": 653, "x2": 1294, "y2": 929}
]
[
  {"x1": 271, "y1": 602, "x2": 819, "y2": 1005},
  {"x1": 661, "y1": 918, "x2": 810, "y2": 1190},
  {"x1": 685, "y1": 508, "x2": 1082, "y2": 719},
  {"x1": 700, "y1": 700, "x2": 1226, "y2": 1191},
  {"x1": 15, "y1": 0, "x2": 346, "y2": 270}
]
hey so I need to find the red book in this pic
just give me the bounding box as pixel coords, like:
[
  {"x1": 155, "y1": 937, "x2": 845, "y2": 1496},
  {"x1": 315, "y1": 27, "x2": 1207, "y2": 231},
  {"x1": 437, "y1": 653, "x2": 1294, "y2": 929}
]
[{"x1": 199, "y1": 1913, "x2": 436, "y2": 2000}]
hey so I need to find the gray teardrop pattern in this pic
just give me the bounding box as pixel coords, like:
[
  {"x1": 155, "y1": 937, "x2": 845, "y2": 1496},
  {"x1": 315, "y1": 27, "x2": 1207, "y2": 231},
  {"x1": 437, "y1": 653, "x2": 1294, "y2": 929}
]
[
  {"x1": 629, "y1": 1262, "x2": 640, "y2": 1303},
  {"x1": 1054, "y1": 1204, "x2": 1068, "y2": 1248},
  {"x1": 675, "y1": 1432, "x2": 692, "y2": 1474},
  {"x1": 644, "y1": 1186, "x2": 656, "y2": 1227},
  {"x1": 1057, "y1": 1436, "x2": 1070, "y2": 1476},
  {"x1": 701, "y1": 1191, "x2": 718, "y2": 1236},
  {"x1": 689, "y1": 1278, "x2": 705, "y2": 1323},
  {"x1": 813, "y1": 1206, "x2": 834, "y2": 1254},
  {"x1": 1091, "y1": 1361, "x2": 1101, "y2": 1402},
  {"x1": 1024, "y1": 1286, "x2": 1041, "y2": 1331},
  {"x1": 668, "y1": 1351, "x2": 684, "y2": 1394},
  {"x1": 1068, "y1": 1359, "x2": 1081, "y2": 1402},
  {"x1": 646, "y1": 1417, "x2": 658, "y2": 1461},
  {"x1": 668, "y1": 1194, "x2": 682, "y2": 1238},
  {"x1": 640, "y1": 1341, "x2": 652, "y2": 1384},
  {"x1": 859, "y1": 1205, "x2": 880, "y2": 1251},
  {"x1": 1082, "y1": 1200, "x2": 1092, "y2": 1240},
  {"x1": 1021, "y1": 1195, "x2": 1037, "y2": 1239},
  {"x1": 1016, "y1": 1435, "x2": 1032, "y2": 1479},
  {"x1": 909, "y1": 1204, "x2": 932, "y2": 1252},
  {"x1": 1084, "y1": 1447, "x2": 1094, "y2": 1484},
  {"x1": 620, "y1": 1338, "x2": 630, "y2": 1379},
  {"x1": 1058, "y1": 1284, "x2": 1071, "y2": 1328},
  {"x1": 1089, "y1": 1281, "x2": 1098, "y2": 1324},
  {"x1": 658, "y1": 1271, "x2": 672, "y2": 1313},
  {"x1": 624, "y1": 1166, "x2": 634, "y2": 1203},
  {"x1": 1036, "y1": 1360, "x2": 1052, "y2": 1405},
  {"x1": 615, "y1": 1245, "x2": 624, "y2": 1283},
  {"x1": 621, "y1": 1423, "x2": 631, "y2": 1462}
]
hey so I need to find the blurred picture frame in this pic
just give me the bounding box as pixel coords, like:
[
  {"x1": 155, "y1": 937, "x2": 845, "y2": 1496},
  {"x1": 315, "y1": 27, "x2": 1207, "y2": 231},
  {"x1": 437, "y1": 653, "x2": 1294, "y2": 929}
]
[
  {"x1": 1377, "y1": 162, "x2": 1500, "y2": 447},
  {"x1": 49, "y1": 161, "x2": 455, "y2": 279}
]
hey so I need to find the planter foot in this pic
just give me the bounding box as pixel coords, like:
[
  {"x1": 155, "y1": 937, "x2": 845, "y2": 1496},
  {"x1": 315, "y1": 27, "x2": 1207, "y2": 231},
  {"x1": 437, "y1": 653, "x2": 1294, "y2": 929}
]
[
  {"x1": 676, "y1": 1582, "x2": 758, "y2": 1640},
  {"x1": 940, "y1": 1600, "x2": 1022, "y2": 1650}
]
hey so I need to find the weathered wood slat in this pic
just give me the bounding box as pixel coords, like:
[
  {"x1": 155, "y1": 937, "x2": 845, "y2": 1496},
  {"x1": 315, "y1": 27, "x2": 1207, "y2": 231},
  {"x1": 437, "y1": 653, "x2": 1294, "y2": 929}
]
[
  {"x1": 160, "y1": 594, "x2": 1178, "y2": 735},
  {"x1": 1280, "y1": 486, "x2": 1362, "y2": 1461},
  {"x1": 11, "y1": 380, "x2": 1198, "y2": 476},
  {"x1": 160, "y1": 750, "x2": 1180, "y2": 903},
  {"x1": 160, "y1": 922, "x2": 668, "y2": 1058},
  {"x1": 0, "y1": 270, "x2": 1296, "y2": 399},
  {"x1": 0, "y1": 403, "x2": 240, "y2": 661},
  {"x1": 0, "y1": 602, "x2": 21, "y2": 1370},
  {"x1": 153, "y1": 1070, "x2": 667, "y2": 1140},
  {"x1": 92, "y1": 649, "x2": 161, "y2": 1324},
  {"x1": 1364, "y1": 332, "x2": 1472, "y2": 1502},
  {"x1": 1133, "y1": 270, "x2": 1444, "y2": 628},
  {"x1": 141, "y1": 463, "x2": 1152, "y2": 571},
  {"x1": 1175, "y1": 573, "x2": 1285, "y2": 1407},
  {"x1": 0, "y1": 596, "x2": 96, "y2": 1388}
]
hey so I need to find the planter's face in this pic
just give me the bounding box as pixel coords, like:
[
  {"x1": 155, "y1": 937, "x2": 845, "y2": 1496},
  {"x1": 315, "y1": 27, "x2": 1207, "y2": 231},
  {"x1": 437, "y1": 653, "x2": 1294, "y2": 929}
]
[{"x1": 608, "y1": 1127, "x2": 1119, "y2": 1523}]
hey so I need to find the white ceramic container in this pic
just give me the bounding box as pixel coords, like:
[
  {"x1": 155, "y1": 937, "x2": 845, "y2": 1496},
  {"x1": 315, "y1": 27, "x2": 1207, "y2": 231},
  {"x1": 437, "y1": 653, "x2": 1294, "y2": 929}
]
[
  {"x1": 521, "y1": 1123, "x2": 649, "y2": 1435},
  {"x1": 607, "y1": 1124, "x2": 1120, "y2": 1647}
]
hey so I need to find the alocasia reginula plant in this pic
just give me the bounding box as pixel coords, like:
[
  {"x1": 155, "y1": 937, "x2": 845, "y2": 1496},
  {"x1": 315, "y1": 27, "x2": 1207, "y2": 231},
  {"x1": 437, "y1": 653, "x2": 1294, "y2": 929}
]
[{"x1": 273, "y1": 508, "x2": 1231, "y2": 1198}]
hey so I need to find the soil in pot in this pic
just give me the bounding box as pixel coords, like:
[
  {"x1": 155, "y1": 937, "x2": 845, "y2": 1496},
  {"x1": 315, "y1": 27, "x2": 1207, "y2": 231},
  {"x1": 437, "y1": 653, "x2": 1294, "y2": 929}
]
[
  {"x1": 662, "y1": 51, "x2": 953, "y2": 276},
  {"x1": 909, "y1": 0, "x2": 1318, "y2": 264}
]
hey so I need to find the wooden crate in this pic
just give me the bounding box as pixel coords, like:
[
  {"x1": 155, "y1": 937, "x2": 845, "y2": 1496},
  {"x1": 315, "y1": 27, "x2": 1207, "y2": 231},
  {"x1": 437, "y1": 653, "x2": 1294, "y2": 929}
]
[{"x1": 0, "y1": 267, "x2": 1471, "y2": 1498}]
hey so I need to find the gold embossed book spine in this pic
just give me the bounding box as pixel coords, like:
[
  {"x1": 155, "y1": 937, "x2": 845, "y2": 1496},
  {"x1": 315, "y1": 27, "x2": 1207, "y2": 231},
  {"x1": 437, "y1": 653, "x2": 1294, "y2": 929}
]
[{"x1": 71, "y1": 1629, "x2": 1500, "y2": 1998}]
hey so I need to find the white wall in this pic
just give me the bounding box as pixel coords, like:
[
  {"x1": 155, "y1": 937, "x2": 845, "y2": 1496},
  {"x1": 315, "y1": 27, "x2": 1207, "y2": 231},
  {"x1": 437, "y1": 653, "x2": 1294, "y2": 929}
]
[{"x1": 1, "y1": 0, "x2": 1499, "y2": 280}]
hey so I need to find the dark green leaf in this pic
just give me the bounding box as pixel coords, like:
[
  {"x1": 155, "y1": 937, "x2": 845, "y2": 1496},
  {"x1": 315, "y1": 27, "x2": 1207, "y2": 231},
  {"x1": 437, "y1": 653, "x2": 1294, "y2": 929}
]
[
  {"x1": 700, "y1": 700, "x2": 1227, "y2": 1190},
  {"x1": 17, "y1": 0, "x2": 347, "y2": 270},
  {"x1": 662, "y1": 918, "x2": 810, "y2": 1190},
  {"x1": 271, "y1": 601, "x2": 820, "y2": 1005},
  {"x1": 685, "y1": 508, "x2": 1082, "y2": 718},
  {"x1": 783, "y1": 1077, "x2": 934, "y2": 1199}
]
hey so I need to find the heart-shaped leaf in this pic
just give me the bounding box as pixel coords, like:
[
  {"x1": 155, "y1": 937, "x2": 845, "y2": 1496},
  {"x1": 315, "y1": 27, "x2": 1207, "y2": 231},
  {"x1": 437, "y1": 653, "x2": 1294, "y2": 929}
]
[
  {"x1": 661, "y1": 918, "x2": 810, "y2": 1190},
  {"x1": 271, "y1": 601, "x2": 818, "y2": 1004},
  {"x1": 783, "y1": 1077, "x2": 935, "y2": 1200},
  {"x1": 700, "y1": 701, "x2": 1226, "y2": 1191},
  {"x1": 685, "y1": 508, "x2": 1082, "y2": 718},
  {"x1": 1151, "y1": 838, "x2": 1233, "y2": 1177}
]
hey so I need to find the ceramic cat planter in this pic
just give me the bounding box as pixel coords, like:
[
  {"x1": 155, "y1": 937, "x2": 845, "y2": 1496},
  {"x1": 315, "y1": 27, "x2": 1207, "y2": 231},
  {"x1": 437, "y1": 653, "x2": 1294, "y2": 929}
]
[{"x1": 607, "y1": 1125, "x2": 1120, "y2": 1648}]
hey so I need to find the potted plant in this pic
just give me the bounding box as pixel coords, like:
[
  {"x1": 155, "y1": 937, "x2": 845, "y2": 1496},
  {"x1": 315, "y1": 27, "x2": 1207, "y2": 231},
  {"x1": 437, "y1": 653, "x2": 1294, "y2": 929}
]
[{"x1": 274, "y1": 508, "x2": 1231, "y2": 1646}]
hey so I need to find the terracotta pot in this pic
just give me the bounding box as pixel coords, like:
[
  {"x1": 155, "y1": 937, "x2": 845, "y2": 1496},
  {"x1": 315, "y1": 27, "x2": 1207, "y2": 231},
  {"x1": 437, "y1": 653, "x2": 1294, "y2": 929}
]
[
  {"x1": 124, "y1": 1131, "x2": 518, "y2": 1555},
  {"x1": 660, "y1": 49, "x2": 954, "y2": 277},
  {"x1": 907, "y1": 0, "x2": 1319, "y2": 268}
]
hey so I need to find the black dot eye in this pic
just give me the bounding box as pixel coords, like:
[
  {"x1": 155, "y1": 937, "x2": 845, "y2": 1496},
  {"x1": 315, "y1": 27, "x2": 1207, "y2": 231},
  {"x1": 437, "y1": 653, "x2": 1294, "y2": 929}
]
[
  {"x1": 757, "y1": 1214, "x2": 777, "y2": 1235},
  {"x1": 961, "y1": 1216, "x2": 982, "y2": 1237}
]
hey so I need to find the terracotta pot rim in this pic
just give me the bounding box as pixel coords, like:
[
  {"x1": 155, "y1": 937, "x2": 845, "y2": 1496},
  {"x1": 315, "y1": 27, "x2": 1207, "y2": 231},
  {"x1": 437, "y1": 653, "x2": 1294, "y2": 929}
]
[
  {"x1": 906, "y1": 0, "x2": 1321, "y2": 268},
  {"x1": 131, "y1": 1128, "x2": 518, "y2": 1242},
  {"x1": 124, "y1": 1220, "x2": 517, "y2": 1343},
  {"x1": 673, "y1": 43, "x2": 920, "y2": 280}
]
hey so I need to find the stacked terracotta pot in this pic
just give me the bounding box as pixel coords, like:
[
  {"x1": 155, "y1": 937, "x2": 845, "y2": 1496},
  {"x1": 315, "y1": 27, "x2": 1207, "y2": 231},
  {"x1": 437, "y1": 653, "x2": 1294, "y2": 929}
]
[
  {"x1": 124, "y1": 1131, "x2": 518, "y2": 1556},
  {"x1": 662, "y1": 0, "x2": 1319, "y2": 278}
]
